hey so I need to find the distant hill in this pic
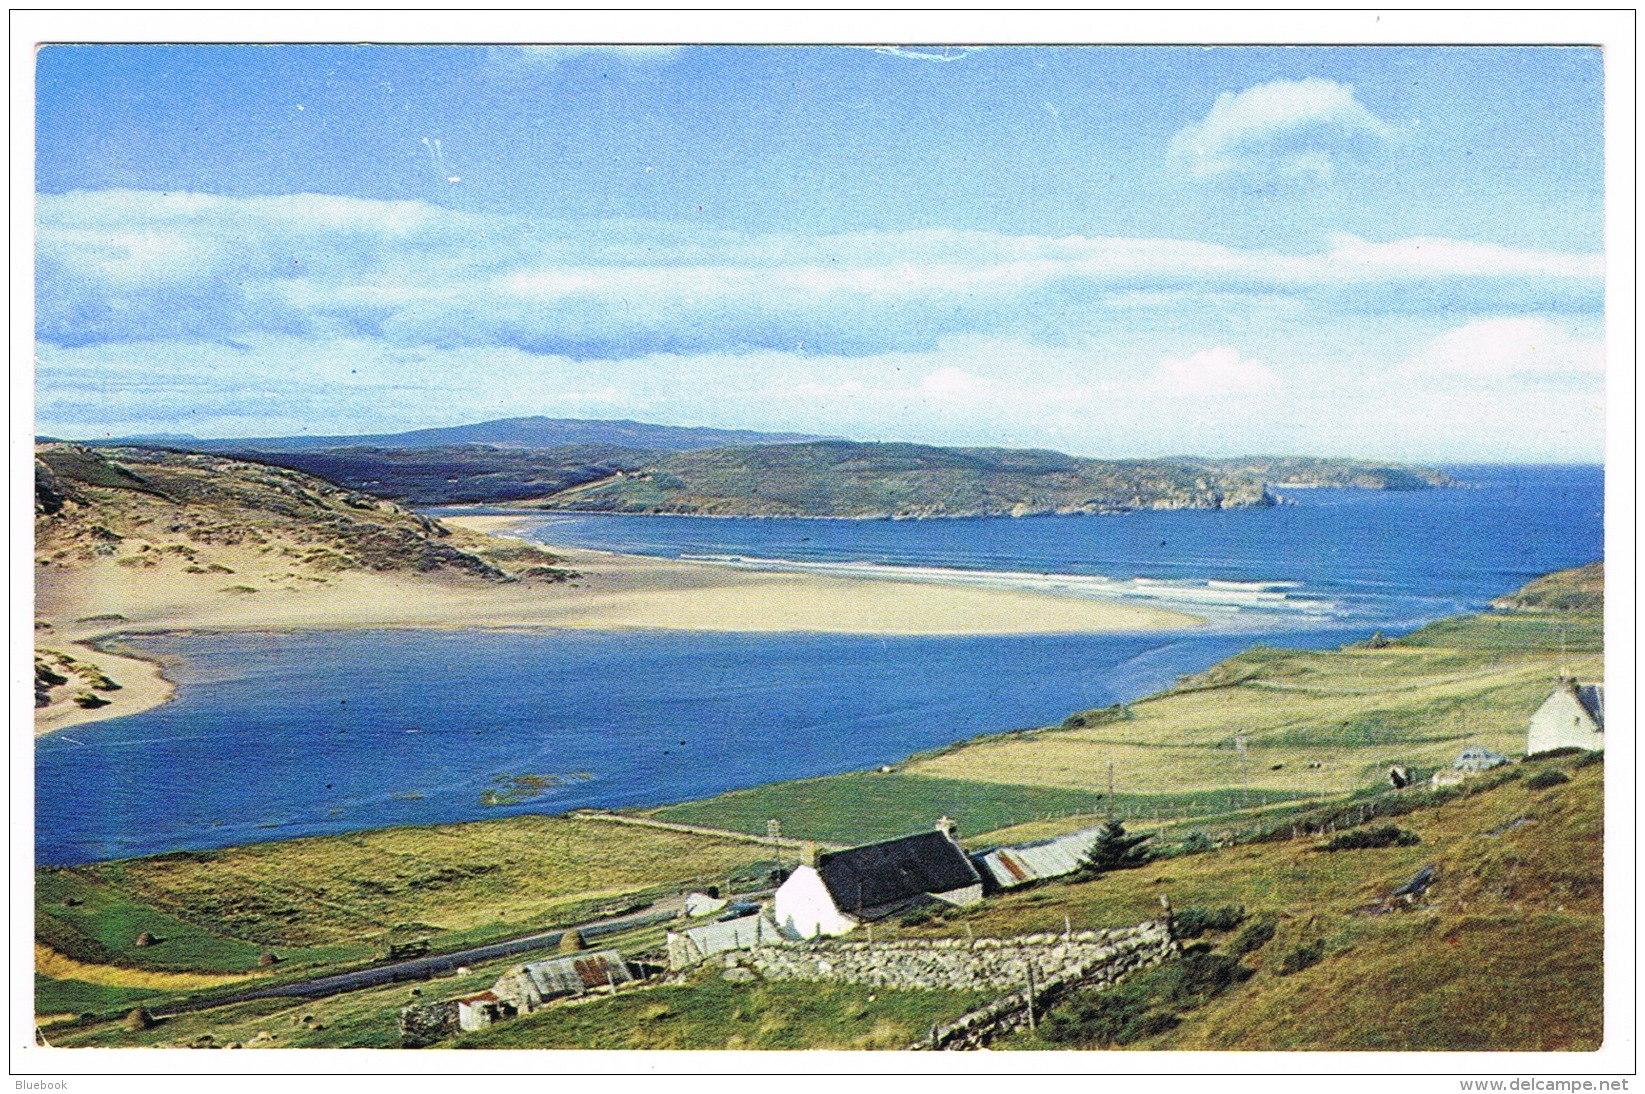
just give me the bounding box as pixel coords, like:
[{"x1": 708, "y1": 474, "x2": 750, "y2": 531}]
[
  {"x1": 88, "y1": 416, "x2": 830, "y2": 454},
  {"x1": 192, "y1": 444, "x2": 656, "y2": 507},
  {"x1": 73, "y1": 419, "x2": 1453, "y2": 516},
  {"x1": 1491, "y1": 561, "x2": 1604, "y2": 613},
  {"x1": 526, "y1": 441, "x2": 1453, "y2": 519}
]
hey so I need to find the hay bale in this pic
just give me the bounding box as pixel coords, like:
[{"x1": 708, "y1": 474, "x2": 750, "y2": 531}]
[
  {"x1": 124, "y1": 1007, "x2": 155, "y2": 1031},
  {"x1": 559, "y1": 928, "x2": 586, "y2": 954},
  {"x1": 257, "y1": 951, "x2": 280, "y2": 967},
  {"x1": 134, "y1": 931, "x2": 156, "y2": 947}
]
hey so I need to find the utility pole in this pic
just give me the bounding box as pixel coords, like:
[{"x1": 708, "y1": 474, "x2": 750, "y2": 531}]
[
  {"x1": 1107, "y1": 761, "x2": 1116, "y2": 822},
  {"x1": 767, "y1": 818, "x2": 781, "y2": 876}
]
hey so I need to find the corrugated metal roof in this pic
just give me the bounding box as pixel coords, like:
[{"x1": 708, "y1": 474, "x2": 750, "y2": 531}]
[
  {"x1": 978, "y1": 826, "x2": 1104, "y2": 889},
  {"x1": 518, "y1": 951, "x2": 632, "y2": 997},
  {"x1": 668, "y1": 913, "x2": 780, "y2": 966}
]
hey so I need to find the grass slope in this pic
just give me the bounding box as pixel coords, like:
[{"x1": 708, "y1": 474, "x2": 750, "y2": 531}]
[
  {"x1": 456, "y1": 977, "x2": 990, "y2": 1051},
  {"x1": 903, "y1": 615, "x2": 1601, "y2": 800},
  {"x1": 34, "y1": 815, "x2": 771, "y2": 1023}
]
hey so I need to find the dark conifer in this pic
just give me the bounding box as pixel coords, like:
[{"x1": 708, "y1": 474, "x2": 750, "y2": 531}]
[{"x1": 1075, "y1": 820, "x2": 1153, "y2": 878}]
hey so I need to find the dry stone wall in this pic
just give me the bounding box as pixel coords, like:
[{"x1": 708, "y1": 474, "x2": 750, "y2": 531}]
[
  {"x1": 397, "y1": 999, "x2": 458, "y2": 1047},
  {"x1": 725, "y1": 921, "x2": 1174, "y2": 997}
]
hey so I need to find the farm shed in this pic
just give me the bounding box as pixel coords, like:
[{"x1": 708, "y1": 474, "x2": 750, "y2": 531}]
[
  {"x1": 682, "y1": 891, "x2": 729, "y2": 918},
  {"x1": 1453, "y1": 746, "x2": 1509, "y2": 772},
  {"x1": 1527, "y1": 680, "x2": 1604, "y2": 755},
  {"x1": 974, "y1": 825, "x2": 1105, "y2": 891},
  {"x1": 667, "y1": 911, "x2": 783, "y2": 970},
  {"x1": 774, "y1": 822, "x2": 982, "y2": 939},
  {"x1": 490, "y1": 950, "x2": 634, "y2": 1013},
  {"x1": 455, "y1": 990, "x2": 515, "y2": 1032}
]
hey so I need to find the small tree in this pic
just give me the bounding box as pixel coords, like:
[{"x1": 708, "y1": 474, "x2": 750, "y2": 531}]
[{"x1": 1074, "y1": 820, "x2": 1153, "y2": 879}]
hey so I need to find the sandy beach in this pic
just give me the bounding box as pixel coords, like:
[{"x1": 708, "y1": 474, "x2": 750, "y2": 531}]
[{"x1": 34, "y1": 515, "x2": 1200, "y2": 733}]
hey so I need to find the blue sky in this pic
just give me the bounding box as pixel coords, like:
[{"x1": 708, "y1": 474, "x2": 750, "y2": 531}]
[{"x1": 35, "y1": 44, "x2": 1606, "y2": 461}]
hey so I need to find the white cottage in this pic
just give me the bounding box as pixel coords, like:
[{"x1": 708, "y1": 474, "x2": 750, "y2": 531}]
[
  {"x1": 773, "y1": 821, "x2": 983, "y2": 939},
  {"x1": 1527, "y1": 680, "x2": 1605, "y2": 756}
]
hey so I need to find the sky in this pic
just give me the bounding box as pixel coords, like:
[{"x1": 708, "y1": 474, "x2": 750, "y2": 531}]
[{"x1": 33, "y1": 44, "x2": 1607, "y2": 462}]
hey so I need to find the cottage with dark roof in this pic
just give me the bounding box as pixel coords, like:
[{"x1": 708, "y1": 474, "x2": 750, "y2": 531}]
[
  {"x1": 773, "y1": 817, "x2": 983, "y2": 938},
  {"x1": 1528, "y1": 679, "x2": 1604, "y2": 755}
]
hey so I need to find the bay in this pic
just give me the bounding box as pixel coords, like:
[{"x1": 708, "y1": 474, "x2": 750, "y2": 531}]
[{"x1": 36, "y1": 464, "x2": 1603, "y2": 866}]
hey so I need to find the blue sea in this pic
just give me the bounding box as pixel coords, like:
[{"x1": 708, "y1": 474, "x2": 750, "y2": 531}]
[{"x1": 35, "y1": 465, "x2": 1602, "y2": 866}]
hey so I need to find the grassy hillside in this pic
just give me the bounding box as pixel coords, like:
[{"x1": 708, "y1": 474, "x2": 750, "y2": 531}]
[
  {"x1": 39, "y1": 814, "x2": 767, "y2": 961},
  {"x1": 989, "y1": 752, "x2": 1604, "y2": 1051},
  {"x1": 1490, "y1": 560, "x2": 1604, "y2": 614},
  {"x1": 900, "y1": 614, "x2": 1600, "y2": 803},
  {"x1": 44, "y1": 753, "x2": 1599, "y2": 1051},
  {"x1": 528, "y1": 441, "x2": 1451, "y2": 518}
]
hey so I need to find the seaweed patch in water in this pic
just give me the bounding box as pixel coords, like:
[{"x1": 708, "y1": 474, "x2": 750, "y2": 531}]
[{"x1": 480, "y1": 772, "x2": 591, "y2": 806}]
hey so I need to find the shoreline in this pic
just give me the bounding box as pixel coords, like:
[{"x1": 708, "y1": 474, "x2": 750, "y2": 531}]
[{"x1": 34, "y1": 527, "x2": 1204, "y2": 735}]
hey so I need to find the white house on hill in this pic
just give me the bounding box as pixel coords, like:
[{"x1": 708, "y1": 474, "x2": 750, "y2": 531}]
[
  {"x1": 1527, "y1": 679, "x2": 1605, "y2": 755},
  {"x1": 773, "y1": 819, "x2": 983, "y2": 939}
]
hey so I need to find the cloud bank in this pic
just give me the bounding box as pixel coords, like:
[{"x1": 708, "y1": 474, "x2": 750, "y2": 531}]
[
  {"x1": 33, "y1": 190, "x2": 1605, "y2": 462},
  {"x1": 37, "y1": 190, "x2": 1601, "y2": 359}
]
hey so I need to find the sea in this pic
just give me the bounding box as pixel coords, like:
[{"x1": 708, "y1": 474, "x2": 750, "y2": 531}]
[{"x1": 35, "y1": 464, "x2": 1603, "y2": 866}]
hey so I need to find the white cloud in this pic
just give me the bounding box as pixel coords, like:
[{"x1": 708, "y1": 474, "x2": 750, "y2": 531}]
[
  {"x1": 1169, "y1": 78, "x2": 1394, "y2": 180},
  {"x1": 1400, "y1": 317, "x2": 1605, "y2": 380},
  {"x1": 36, "y1": 190, "x2": 1602, "y2": 359},
  {"x1": 1149, "y1": 347, "x2": 1281, "y2": 397}
]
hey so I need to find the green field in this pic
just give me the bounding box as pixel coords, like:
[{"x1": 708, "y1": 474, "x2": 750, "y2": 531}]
[
  {"x1": 903, "y1": 614, "x2": 1601, "y2": 800},
  {"x1": 649, "y1": 772, "x2": 1314, "y2": 846},
  {"x1": 34, "y1": 813, "x2": 772, "y2": 1026}
]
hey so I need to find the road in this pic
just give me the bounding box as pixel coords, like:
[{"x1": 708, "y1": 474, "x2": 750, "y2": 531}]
[{"x1": 151, "y1": 899, "x2": 686, "y2": 1018}]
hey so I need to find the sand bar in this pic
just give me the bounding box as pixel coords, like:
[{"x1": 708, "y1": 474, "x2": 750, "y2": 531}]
[{"x1": 35, "y1": 519, "x2": 1201, "y2": 733}]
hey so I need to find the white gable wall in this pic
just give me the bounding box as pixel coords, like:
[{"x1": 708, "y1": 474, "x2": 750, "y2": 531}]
[
  {"x1": 930, "y1": 883, "x2": 983, "y2": 908},
  {"x1": 1528, "y1": 687, "x2": 1604, "y2": 755},
  {"x1": 773, "y1": 865, "x2": 858, "y2": 939}
]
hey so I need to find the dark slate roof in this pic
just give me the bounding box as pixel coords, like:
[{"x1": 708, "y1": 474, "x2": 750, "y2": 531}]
[
  {"x1": 816, "y1": 830, "x2": 980, "y2": 917},
  {"x1": 1576, "y1": 684, "x2": 1604, "y2": 729}
]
